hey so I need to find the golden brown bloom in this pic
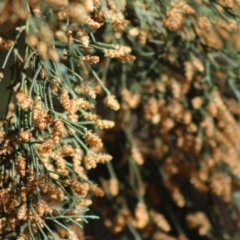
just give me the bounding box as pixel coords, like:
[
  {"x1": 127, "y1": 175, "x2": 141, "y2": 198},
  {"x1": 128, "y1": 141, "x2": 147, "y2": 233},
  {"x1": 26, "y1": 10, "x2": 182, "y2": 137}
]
[
  {"x1": 81, "y1": 55, "x2": 100, "y2": 64},
  {"x1": 121, "y1": 89, "x2": 140, "y2": 108},
  {"x1": 76, "y1": 98, "x2": 94, "y2": 110},
  {"x1": 77, "y1": 29, "x2": 89, "y2": 48},
  {"x1": 78, "y1": 199, "x2": 92, "y2": 207},
  {"x1": 18, "y1": 130, "x2": 32, "y2": 143},
  {"x1": 44, "y1": 0, "x2": 69, "y2": 7},
  {"x1": 186, "y1": 212, "x2": 211, "y2": 235},
  {"x1": 26, "y1": 33, "x2": 38, "y2": 48},
  {"x1": 197, "y1": 16, "x2": 212, "y2": 31},
  {"x1": 55, "y1": 30, "x2": 68, "y2": 44},
  {"x1": 84, "y1": 112, "x2": 99, "y2": 121},
  {"x1": 68, "y1": 4, "x2": 87, "y2": 21},
  {"x1": 108, "y1": 178, "x2": 119, "y2": 196},
  {"x1": 50, "y1": 77, "x2": 60, "y2": 93},
  {"x1": 84, "y1": 131, "x2": 103, "y2": 149},
  {"x1": 191, "y1": 97, "x2": 203, "y2": 109},
  {"x1": 0, "y1": 129, "x2": 5, "y2": 144},
  {"x1": 37, "y1": 41, "x2": 48, "y2": 58},
  {"x1": 91, "y1": 184, "x2": 104, "y2": 197},
  {"x1": 68, "y1": 231, "x2": 78, "y2": 240},
  {"x1": 60, "y1": 91, "x2": 71, "y2": 112},
  {"x1": 33, "y1": 100, "x2": 51, "y2": 130},
  {"x1": 46, "y1": 185, "x2": 64, "y2": 201},
  {"x1": 17, "y1": 205, "x2": 28, "y2": 220},
  {"x1": 96, "y1": 153, "x2": 112, "y2": 163},
  {"x1": 75, "y1": 82, "x2": 97, "y2": 99},
  {"x1": 52, "y1": 118, "x2": 66, "y2": 144},
  {"x1": 16, "y1": 155, "x2": 26, "y2": 176},
  {"x1": 17, "y1": 234, "x2": 28, "y2": 240},
  {"x1": 150, "y1": 210, "x2": 171, "y2": 232},
  {"x1": 48, "y1": 48, "x2": 60, "y2": 62},
  {"x1": 16, "y1": 91, "x2": 33, "y2": 110},
  {"x1": 36, "y1": 139, "x2": 54, "y2": 153},
  {"x1": 84, "y1": 153, "x2": 97, "y2": 169},
  {"x1": 131, "y1": 202, "x2": 149, "y2": 229},
  {"x1": 131, "y1": 147, "x2": 144, "y2": 165},
  {"x1": 191, "y1": 57, "x2": 204, "y2": 72},
  {"x1": 104, "y1": 10, "x2": 129, "y2": 31},
  {"x1": 82, "y1": 15, "x2": 102, "y2": 29},
  {"x1": 164, "y1": 8, "x2": 182, "y2": 31},
  {"x1": 0, "y1": 38, "x2": 14, "y2": 50},
  {"x1": 71, "y1": 180, "x2": 89, "y2": 197},
  {"x1": 138, "y1": 30, "x2": 147, "y2": 45},
  {"x1": 104, "y1": 95, "x2": 120, "y2": 111},
  {"x1": 95, "y1": 119, "x2": 115, "y2": 129}
]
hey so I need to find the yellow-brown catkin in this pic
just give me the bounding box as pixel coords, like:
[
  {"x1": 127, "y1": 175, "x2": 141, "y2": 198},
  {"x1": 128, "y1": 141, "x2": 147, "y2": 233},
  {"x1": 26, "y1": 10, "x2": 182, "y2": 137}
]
[
  {"x1": 34, "y1": 200, "x2": 51, "y2": 216},
  {"x1": 129, "y1": 27, "x2": 139, "y2": 37},
  {"x1": 16, "y1": 91, "x2": 33, "y2": 110},
  {"x1": 48, "y1": 48, "x2": 60, "y2": 62},
  {"x1": 0, "y1": 130, "x2": 5, "y2": 144},
  {"x1": 82, "y1": 0, "x2": 94, "y2": 12},
  {"x1": 76, "y1": 98, "x2": 94, "y2": 109},
  {"x1": 131, "y1": 147, "x2": 144, "y2": 165},
  {"x1": 84, "y1": 154, "x2": 97, "y2": 169},
  {"x1": 81, "y1": 55, "x2": 100, "y2": 64},
  {"x1": 0, "y1": 39, "x2": 14, "y2": 50},
  {"x1": 82, "y1": 15, "x2": 102, "y2": 29},
  {"x1": 18, "y1": 130, "x2": 32, "y2": 143},
  {"x1": 33, "y1": 100, "x2": 51, "y2": 130},
  {"x1": 109, "y1": 178, "x2": 119, "y2": 196},
  {"x1": 84, "y1": 112, "x2": 99, "y2": 121},
  {"x1": 153, "y1": 232, "x2": 176, "y2": 240},
  {"x1": 71, "y1": 180, "x2": 89, "y2": 197},
  {"x1": 197, "y1": 16, "x2": 212, "y2": 31},
  {"x1": 44, "y1": 0, "x2": 68, "y2": 8},
  {"x1": 138, "y1": 30, "x2": 147, "y2": 45},
  {"x1": 68, "y1": 231, "x2": 78, "y2": 240},
  {"x1": 104, "y1": 95, "x2": 120, "y2": 110},
  {"x1": 95, "y1": 119, "x2": 115, "y2": 129},
  {"x1": 61, "y1": 145, "x2": 74, "y2": 156},
  {"x1": 75, "y1": 82, "x2": 96, "y2": 99},
  {"x1": 68, "y1": 4, "x2": 87, "y2": 22},
  {"x1": 36, "y1": 139, "x2": 54, "y2": 154},
  {"x1": 50, "y1": 77, "x2": 60, "y2": 93},
  {"x1": 96, "y1": 153, "x2": 113, "y2": 163},
  {"x1": 150, "y1": 210, "x2": 171, "y2": 232},
  {"x1": 77, "y1": 29, "x2": 89, "y2": 48},
  {"x1": 121, "y1": 89, "x2": 140, "y2": 108},
  {"x1": 91, "y1": 184, "x2": 104, "y2": 197},
  {"x1": 26, "y1": 33, "x2": 38, "y2": 48},
  {"x1": 17, "y1": 234, "x2": 28, "y2": 240},
  {"x1": 17, "y1": 205, "x2": 27, "y2": 220},
  {"x1": 84, "y1": 131, "x2": 103, "y2": 149},
  {"x1": 53, "y1": 118, "x2": 66, "y2": 144},
  {"x1": 37, "y1": 41, "x2": 48, "y2": 58},
  {"x1": 179, "y1": 1, "x2": 195, "y2": 14},
  {"x1": 46, "y1": 185, "x2": 64, "y2": 201},
  {"x1": 16, "y1": 155, "x2": 26, "y2": 176},
  {"x1": 191, "y1": 97, "x2": 203, "y2": 109},
  {"x1": 186, "y1": 212, "x2": 211, "y2": 235},
  {"x1": 60, "y1": 91, "x2": 71, "y2": 112},
  {"x1": 132, "y1": 202, "x2": 149, "y2": 229},
  {"x1": 55, "y1": 30, "x2": 68, "y2": 44},
  {"x1": 191, "y1": 57, "x2": 204, "y2": 72},
  {"x1": 164, "y1": 8, "x2": 182, "y2": 31},
  {"x1": 78, "y1": 199, "x2": 92, "y2": 207}
]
